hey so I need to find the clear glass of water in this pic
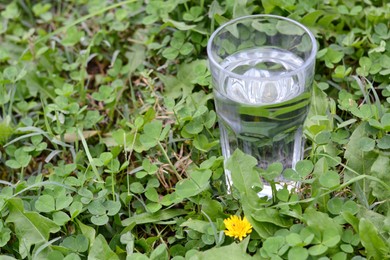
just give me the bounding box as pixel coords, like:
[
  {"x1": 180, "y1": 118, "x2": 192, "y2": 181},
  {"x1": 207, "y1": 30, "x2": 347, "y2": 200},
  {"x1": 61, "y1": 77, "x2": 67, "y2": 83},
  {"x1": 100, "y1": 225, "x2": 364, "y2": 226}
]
[{"x1": 207, "y1": 15, "x2": 317, "y2": 197}]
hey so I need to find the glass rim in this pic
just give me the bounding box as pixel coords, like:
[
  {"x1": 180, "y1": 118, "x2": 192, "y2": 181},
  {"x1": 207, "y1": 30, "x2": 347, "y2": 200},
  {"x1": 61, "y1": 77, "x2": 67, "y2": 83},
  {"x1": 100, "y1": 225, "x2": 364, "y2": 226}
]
[{"x1": 207, "y1": 14, "x2": 317, "y2": 82}]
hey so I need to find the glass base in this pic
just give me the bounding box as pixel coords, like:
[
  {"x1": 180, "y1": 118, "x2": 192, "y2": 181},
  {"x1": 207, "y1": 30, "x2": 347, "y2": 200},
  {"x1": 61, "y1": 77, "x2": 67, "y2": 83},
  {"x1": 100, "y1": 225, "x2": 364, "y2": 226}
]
[
  {"x1": 257, "y1": 182, "x2": 297, "y2": 199},
  {"x1": 224, "y1": 168, "x2": 299, "y2": 199},
  {"x1": 223, "y1": 129, "x2": 304, "y2": 198}
]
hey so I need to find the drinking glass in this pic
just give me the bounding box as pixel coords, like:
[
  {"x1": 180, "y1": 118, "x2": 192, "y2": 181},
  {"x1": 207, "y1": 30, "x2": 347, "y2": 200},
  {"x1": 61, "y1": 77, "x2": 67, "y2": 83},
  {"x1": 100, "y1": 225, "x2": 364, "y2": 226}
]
[{"x1": 207, "y1": 15, "x2": 317, "y2": 197}]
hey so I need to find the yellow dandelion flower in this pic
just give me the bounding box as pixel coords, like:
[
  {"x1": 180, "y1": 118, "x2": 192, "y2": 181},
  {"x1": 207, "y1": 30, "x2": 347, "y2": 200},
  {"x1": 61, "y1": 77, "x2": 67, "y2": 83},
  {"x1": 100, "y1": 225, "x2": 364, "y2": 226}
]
[{"x1": 223, "y1": 215, "x2": 252, "y2": 241}]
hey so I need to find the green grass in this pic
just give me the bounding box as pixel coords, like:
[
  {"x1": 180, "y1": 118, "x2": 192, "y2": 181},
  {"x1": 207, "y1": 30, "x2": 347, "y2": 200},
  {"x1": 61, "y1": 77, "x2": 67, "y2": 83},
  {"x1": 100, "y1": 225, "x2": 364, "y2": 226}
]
[{"x1": 0, "y1": 0, "x2": 390, "y2": 259}]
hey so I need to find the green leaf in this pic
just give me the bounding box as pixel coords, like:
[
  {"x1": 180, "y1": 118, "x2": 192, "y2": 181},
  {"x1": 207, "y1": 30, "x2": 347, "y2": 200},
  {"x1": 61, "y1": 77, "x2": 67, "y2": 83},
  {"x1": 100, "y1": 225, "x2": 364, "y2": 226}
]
[
  {"x1": 276, "y1": 20, "x2": 304, "y2": 35},
  {"x1": 226, "y1": 149, "x2": 262, "y2": 201},
  {"x1": 1, "y1": 2, "x2": 20, "y2": 19},
  {"x1": 162, "y1": 18, "x2": 196, "y2": 31},
  {"x1": 381, "y1": 113, "x2": 390, "y2": 131},
  {"x1": 301, "y1": 230, "x2": 315, "y2": 246},
  {"x1": 139, "y1": 121, "x2": 163, "y2": 149},
  {"x1": 180, "y1": 219, "x2": 210, "y2": 233},
  {"x1": 261, "y1": 162, "x2": 283, "y2": 182},
  {"x1": 52, "y1": 211, "x2": 70, "y2": 226},
  {"x1": 183, "y1": 6, "x2": 203, "y2": 22},
  {"x1": 3, "y1": 66, "x2": 19, "y2": 81},
  {"x1": 315, "y1": 131, "x2": 331, "y2": 145},
  {"x1": 276, "y1": 188, "x2": 289, "y2": 202},
  {"x1": 0, "y1": 220, "x2": 11, "y2": 247},
  {"x1": 320, "y1": 47, "x2": 344, "y2": 68},
  {"x1": 64, "y1": 253, "x2": 82, "y2": 260},
  {"x1": 342, "y1": 229, "x2": 360, "y2": 247},
  {"x1": 127, "y1": 253, "x2": 149, "y2": 260},
  {"x1": 340, "y1": 244, "x2": 354, "y2": 253},
  {"x1": 145, "y1": 188, "x2": 159, "y2": 202},
  {"x1": 150, "y1": 244, "x2": 169, "y2": 260},
  {"x1": 56, "y1": 194, "x2": 73, "y2": 210},
  {"x1": 193, "y1": 134, "x2": 219, "y2": 152},
  {"x1": 286, "y1": 233, "x2": 303, "y2": 247},
  {"x1": 174, "y1": 178, "x2": 199, "y2": 198},
  {"x1": 308, "y1": 244, "x2": 328, "y2": 256},
  {"x1": 62, "y1": 234, "x2": 89, "y2": 253},
  {"x1": 208, "y1": 0, "x2": 225, "y2": 20},
  {"x1": 184, "y1": 118, "x2": 204, "y2": 135},
  {"x1": 344, "y1": 123, "x2": 378, "y2": 181},
  {"x1": 105, "y1": 200, "x2": 121, "y2": 216},
  {"x1": 359, "y1": 218, "x2": 389, "y2": 259},
  {"x1": 295, "y1": 160, "x2": 314, "y2": 178},
  {"x1": 62, "y1": 26, "x2": 85, "y2": 46},
  {"x1": 350, "y1": 5, "x2": 362, "y2": 15},
  {"x1": 200, "y1": 198, "x2": 225, "y2": 221},
  {"x1": 142, "y1": 159, "x2": 158, "y2": 175},
  {"x1": 369, "y1": 155, "x2": 390, "y2": 201},
  {"x1": 88, "y1": 200, "x2": 107, "y2": 215},
  {"x1": 162, "y1": 47, "x2": 179, "y2": 60},
  {"x1": 322, "y1": 228, "x2": 341, "y2": 247},
  {"x1": 179, "y1": 42, "x2": 194, "y2": 55},
  {"x1": 88, "y1": 234, "x2": 119, "y2": 260},
  {"x1": 120, "y1": 231, "x2": 134, "y2": 255},
  {"x1": 288, "y1": 247, "x2": 308, "y2": 259},
  {"x1": 6, "y1": 198, "x2": 60, "y2": 258},
  {"x1": 5, "y1": 159, "x2": 21, "y2": 169},
  {"x1": 130, "y1": 182, "x2": 144, "y2": 194},
  {"x1": 252, "y1": 21, "x2": 277, "y2": 36},
  {"x1": 303, "y1": 208, "x2": 342, "y2": 242},
  {"x1": 342, "y1": 200, "x2": 359, "y2": 215},
  {"x1": 357, "y1": 137, "x2": 375, "y2": 152},
  {"x1": 175, "y1": 169, "x2": 212, "y2": 198},
  {"x1": 70, "y1": 201, "x2": 83, "y2": 219},
  {"x1": 99, "y1": 152, "x2": 114, "y2": 166},
  {"x1": 260, "y1": 236, "x2": 287, "y2": 256},
  {"x1": 351, "y1": 104, "x2": 377, "y2": 121},
  {"x1": 301, "y1": 10, "x2": 324, "y2": 26},
  {"x1": 146, "y1": 202, "x2": 162, "y2": 213},
  {"x1": 356, "y1": 57, "x2": 372, "y2": 76},
  {"x1": 369, "y1": 40, "x2": 386, "y2": 54},
  {"x1": 319, "y1": 170, "x2": 340, "y2": 188},
  {"x1": 158, "y1": 74, "x2": 185, "y2": 99},
  {"x1": 76, "y1": 219, "x2": 96, "y2": 248},
  {"x1": 92, "y1": 85, "x2": 115, "y2": 103},
  {"x1": 376, "y1": 135, "x2": 390, "y2": 149},
  {"x1": 91, "y1": 215, "x2": 109, "y2": 226},
  {"x1": 327, "y1": 197, "x2": 343, "y2": 215},
  {"x1": 159, "y1": 60, "x2": 208, "y2": 99},
  {"x1": 252, "y1": 208, "x2": 293, "y2": 228},
  {"x1": 341, "y1": 212, "x2": 359, "y2": 232},
  {"x1": 32, "y1": 3, "x2": 52, "y2": 16},
  {"x1": 125, "y1": 44, "x2": 146, "y2": 74},
  {"x1": 0, "y1": 119, "x2": 13, "y2": 145},
  {"x1": 6, "y1": 148, "x2": 31, "y2": 169}
]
